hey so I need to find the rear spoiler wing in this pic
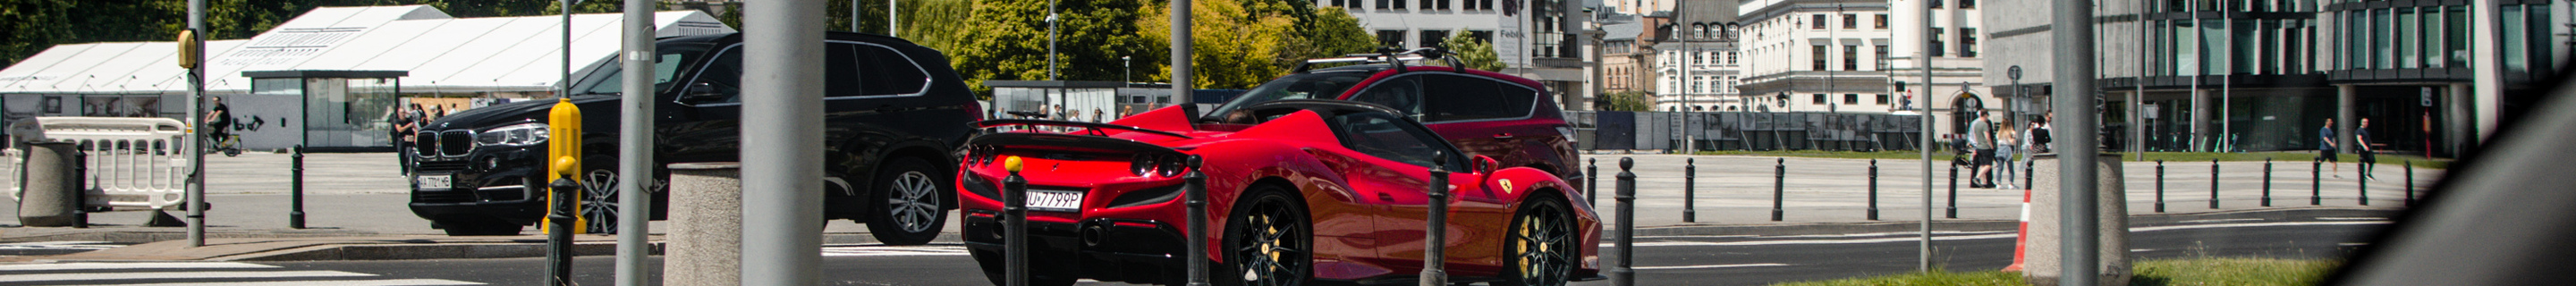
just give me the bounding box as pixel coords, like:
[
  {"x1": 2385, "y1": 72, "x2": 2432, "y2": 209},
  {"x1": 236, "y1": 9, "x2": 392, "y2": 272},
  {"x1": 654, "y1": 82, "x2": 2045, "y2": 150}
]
[{"x1": 967, "y1": 119, "x2": 1189, "y2": 156}]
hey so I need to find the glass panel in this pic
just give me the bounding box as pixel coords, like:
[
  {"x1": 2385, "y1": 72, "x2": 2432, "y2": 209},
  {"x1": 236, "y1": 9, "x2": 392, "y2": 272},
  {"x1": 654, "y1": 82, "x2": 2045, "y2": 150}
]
[
  {"x1": 2233, "y1": 20, "x2": 2255, "y2": 73},
  {"x1": 2424, "y1": 11, "x2": 2443, "y2": 68},
  {"x1": 2375, "y1": 9, "x2": 2392, "y2": 69},
  {"x1": 2204, "y1": 19, "x2": 2225, "y2": 74},
  {"x1": 2503, "y1": 5, "x2": 2527, "y2": 72},
  {"x1": 2449, "y1": 6, "x2": 2469, "y2": 67},
  {"x1": 2399, "y1": 8, "x2": 2417, "y2": 69}
]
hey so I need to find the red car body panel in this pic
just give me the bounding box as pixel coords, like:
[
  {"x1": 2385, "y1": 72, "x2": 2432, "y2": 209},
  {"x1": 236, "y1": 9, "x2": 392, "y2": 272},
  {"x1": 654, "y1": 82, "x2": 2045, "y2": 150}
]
[{"x1": 957, "y1": 105, "x2": 1601, "y2": 284}]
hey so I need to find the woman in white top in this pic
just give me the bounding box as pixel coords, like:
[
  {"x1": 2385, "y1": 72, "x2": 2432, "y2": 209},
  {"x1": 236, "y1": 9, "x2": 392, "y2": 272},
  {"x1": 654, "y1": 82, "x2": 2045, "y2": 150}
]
[{"x1": 1995, "y1": 122, "x2": 2021, "y2": 189}]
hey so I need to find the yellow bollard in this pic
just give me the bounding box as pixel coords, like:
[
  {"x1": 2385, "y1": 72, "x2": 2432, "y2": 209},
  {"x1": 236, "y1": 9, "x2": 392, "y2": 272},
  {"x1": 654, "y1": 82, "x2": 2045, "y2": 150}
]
[{"x1": 544, "y1": 98, "x2": 586, "y2": 234}]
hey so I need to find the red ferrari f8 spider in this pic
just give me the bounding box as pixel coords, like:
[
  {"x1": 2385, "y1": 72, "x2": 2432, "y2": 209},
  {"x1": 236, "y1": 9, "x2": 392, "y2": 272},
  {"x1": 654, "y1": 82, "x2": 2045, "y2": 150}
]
[{"x1": 957, "y1": 101, "x2": 1602, "y2": 286}]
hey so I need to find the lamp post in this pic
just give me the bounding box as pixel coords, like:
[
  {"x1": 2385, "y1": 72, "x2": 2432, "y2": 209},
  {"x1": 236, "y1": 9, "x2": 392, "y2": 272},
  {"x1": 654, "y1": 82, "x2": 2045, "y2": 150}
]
[{"x1": 1123, "y1": 56, "x2": 1131, "y2": 83}]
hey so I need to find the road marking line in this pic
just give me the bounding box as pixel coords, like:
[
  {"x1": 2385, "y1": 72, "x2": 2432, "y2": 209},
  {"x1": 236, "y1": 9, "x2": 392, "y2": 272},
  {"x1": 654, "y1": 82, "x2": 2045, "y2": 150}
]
[
  {"x1": 60, "y1": 279, "x2": 487, "y2": 286},
  {"x1": 2318, "y1": 216, "x2": 2390, "y2": 221},
  {"x1": 0, "y1": 262, "x2": 278, "y2": 271},
  {"x1": 1613, "y1": 221, "x2": 2391, "y2": 247},
  {"x1": 0, "y1": 271, "x2": 372, "y2": 283},
  {"x1": 820, "y1": 245, "x2": 970, "y2": 257},
  {"x1": 1631, "y1": 263, "x2": 1792, "y2": 270},
  {"x1": 0, "y1": 241, "x2": 113, "y2": 246},
  {"x1": 2177, "y1": 218, "x2": 2265, "y2": 223}
]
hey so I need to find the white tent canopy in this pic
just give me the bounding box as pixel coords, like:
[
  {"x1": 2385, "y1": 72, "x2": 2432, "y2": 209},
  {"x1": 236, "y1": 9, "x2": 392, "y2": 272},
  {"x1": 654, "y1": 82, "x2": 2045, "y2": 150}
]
[{"x1": 0, "y1": 4, "x2": 737, "y2": 97}]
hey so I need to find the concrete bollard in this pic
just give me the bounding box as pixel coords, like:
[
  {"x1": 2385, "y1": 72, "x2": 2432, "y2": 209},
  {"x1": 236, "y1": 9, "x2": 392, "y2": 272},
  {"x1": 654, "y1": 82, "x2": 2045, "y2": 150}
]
[
  {"x1": 17, "y1": 142, "x2": 83, "y2": 227},
  {"x1": 1612, "y1": 158, "x2": 1635, "y2": 286},
  {"x1": 1683, "y1": 158, "x2": 1696, "y2": 223},
  {"x1": 665, "y1": 162, "x2": 742, "y2": 286},
  {"x1": 2022, "y1": 153, "x2": 2132, "y2": 286}
]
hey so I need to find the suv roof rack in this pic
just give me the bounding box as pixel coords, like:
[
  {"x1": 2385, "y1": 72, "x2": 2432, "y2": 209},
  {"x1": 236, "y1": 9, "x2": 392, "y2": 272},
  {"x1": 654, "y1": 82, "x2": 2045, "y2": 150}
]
[{"x1": 1292, "y1": 46, "x2": 1465, "y2": 73}]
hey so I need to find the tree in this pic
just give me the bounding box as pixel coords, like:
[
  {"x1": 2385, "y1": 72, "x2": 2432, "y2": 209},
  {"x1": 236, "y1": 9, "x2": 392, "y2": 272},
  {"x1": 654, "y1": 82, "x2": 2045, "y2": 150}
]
[
  {"x1": 945, "y1": 0, "x2": 1158, "y2": 95},
  {"x1": 1135, "y1": 0, "x2": 1371, "y2": 89},
  {"x1": 1596, "y1": 90, "x2": 1652, "y2": 112},
  {"x1": 1440, "y1": 29, "x2": 1504, "y2": 72}
]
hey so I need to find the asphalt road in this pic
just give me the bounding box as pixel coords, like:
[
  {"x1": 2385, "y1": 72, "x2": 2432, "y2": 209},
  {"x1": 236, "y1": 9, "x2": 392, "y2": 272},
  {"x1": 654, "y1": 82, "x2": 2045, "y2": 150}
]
[{"x1": 4, "y1": 216, "x2": 2386, "y2": 285}]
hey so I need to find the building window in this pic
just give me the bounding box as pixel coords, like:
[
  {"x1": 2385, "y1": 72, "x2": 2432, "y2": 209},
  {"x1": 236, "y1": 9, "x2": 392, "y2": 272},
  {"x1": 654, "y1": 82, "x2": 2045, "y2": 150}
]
[
  {"x1": 1876, "y1": 14, "x2": 1889, "y2": 29},
  {"x1": 1843, "y1": 13, "x2": 1858, "y2": 29},
  {"x1": 1876, "y1": 94, "x2": 1890, "y2": 105},
  {"x1": 1843, "y1": 94, "x2": 1860, "y2": 105},
  {"x1": 1421, "y1": 29, "x2": 1450, "y2": 49},
  {"x1": 1813, "y1": 14, "x2": 1827, "y2": 29},
  {"x1": 1377, "y1": 29, "x2": 1406, "y2": 48},
  {"x1": 1961, "y1": 28, "x2": 1979, "y2": 57},
  {"x1": 1813, "y1": 45, "x2": 1829, "y2": 71},
  {"x1": 1813, "y1": 94, "x2": 1828, "y2": 105},
  {"x1": 1930, "y1": 28, "x2": 1946, "y2": 57},
  {"x1": 1377, "y1": 0, "x2": 1391, "y2": 9},
  {"x1": 1876, "y1": 45, "x2": 1892, "y2": 71},
  {"x1": 1961, "y1": 0, "x2": 1975, "y2": 9},
  {"x1": 1931, "y1": 0, "x2": 1943, "y2": 8},
  {"x1": 1726, "y1": 51, "x2": 1738, "y2": 64},
  {"x1": 1843, "y1": 45, "x2": 1860, "y2": 71}
]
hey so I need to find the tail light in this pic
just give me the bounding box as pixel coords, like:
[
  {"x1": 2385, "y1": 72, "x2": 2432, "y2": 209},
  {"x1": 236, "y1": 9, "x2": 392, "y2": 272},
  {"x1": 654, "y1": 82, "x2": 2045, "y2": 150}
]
[{"x1": 1130, "y1": 153, "x2": 1189, "y2": 177}]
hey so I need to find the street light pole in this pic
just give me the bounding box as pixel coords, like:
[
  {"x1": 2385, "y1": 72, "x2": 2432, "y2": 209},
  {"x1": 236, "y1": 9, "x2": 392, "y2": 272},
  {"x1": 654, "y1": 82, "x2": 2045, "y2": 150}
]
[{"x1": 1046, "y1": 0, "x2": 1059, "y2": 80}]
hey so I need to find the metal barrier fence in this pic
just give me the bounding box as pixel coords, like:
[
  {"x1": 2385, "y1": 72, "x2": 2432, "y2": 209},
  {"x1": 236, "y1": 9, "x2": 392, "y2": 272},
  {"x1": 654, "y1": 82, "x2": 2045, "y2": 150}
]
[
  {"x1": 9, "y1": 117, "x2": 191, "y2": 210},
  {"x1": 1569, "y1": 111, "x2": 1928, "y2": 152}
]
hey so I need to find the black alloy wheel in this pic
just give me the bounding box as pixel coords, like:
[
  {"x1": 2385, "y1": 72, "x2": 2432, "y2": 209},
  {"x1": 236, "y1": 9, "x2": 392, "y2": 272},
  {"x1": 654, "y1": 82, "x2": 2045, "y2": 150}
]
[
  {"x1": 1222, "y1": 188, "x2": 1310, "y2": 286},
  {"x1": 1499, "y1": 195, "x2": 1578, "y2": 286},
  {"x1": 579, "y1": 155, "x2": 623, "y2": 234},
  {"x1": 865, "y1": 157, "x2": 950, "y2": 246}
]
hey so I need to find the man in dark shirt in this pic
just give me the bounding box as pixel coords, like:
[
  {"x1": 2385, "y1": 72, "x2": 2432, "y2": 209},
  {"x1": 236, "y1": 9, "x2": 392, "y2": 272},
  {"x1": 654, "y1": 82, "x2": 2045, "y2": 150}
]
[
  {"x1": 2319, "y1": 118, "x2": 2339, "y2": 178},
  {"x1": 2358, "y1": 118, "x2": 2377, "y2": 181},
  {"x1": 204, "y1": 97, "x2": 232, "y2": 143}
]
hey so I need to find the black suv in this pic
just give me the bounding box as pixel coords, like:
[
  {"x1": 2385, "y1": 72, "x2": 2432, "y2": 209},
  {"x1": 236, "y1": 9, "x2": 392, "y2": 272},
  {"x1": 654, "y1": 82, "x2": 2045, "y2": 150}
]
[{"x1": 408, "y1": 32, "x2": 980, "y2": 245}]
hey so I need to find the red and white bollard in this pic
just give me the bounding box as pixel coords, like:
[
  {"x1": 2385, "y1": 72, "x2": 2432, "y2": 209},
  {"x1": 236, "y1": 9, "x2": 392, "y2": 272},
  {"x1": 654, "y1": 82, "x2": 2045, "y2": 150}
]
[{"x1": 2002, "y1": 187, "x2": 2032, "y2": 272}]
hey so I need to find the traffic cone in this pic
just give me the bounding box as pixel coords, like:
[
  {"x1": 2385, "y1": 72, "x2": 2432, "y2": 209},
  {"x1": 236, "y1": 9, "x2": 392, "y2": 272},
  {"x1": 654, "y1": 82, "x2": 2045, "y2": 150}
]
[{"x1": 2002, "y1": 187, "x2": 2032, "y2": 272}]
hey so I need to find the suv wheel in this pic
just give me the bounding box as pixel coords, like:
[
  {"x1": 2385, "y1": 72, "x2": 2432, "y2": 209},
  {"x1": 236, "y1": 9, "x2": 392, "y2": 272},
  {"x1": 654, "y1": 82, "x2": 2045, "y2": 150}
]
[
  {"x1": 865, "y1": 157, "x2": 949, "y2": 245},
  {"x1": 580, "y1": 155, "x2": 623, "y2": 234}
]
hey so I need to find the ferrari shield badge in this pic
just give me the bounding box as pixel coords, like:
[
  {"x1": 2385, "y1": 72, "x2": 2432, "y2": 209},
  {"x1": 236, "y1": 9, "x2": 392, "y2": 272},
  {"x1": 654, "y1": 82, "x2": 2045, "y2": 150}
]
[{"x1": 1499, "y1": 179, "x2": 1514, "y2": 194}]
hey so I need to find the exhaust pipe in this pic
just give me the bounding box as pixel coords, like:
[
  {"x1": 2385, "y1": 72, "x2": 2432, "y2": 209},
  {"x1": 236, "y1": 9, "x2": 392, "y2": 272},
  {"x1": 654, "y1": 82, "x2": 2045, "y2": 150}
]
[{"x1": 1080, "y1": 224, "x2": 1107, "y2": 247}]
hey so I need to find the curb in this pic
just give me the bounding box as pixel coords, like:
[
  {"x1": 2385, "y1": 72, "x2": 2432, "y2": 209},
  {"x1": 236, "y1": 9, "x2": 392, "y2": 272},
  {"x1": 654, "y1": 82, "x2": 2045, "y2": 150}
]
[{"x1": 9, "y1": 207, "x2": 2395, "y2": 262}]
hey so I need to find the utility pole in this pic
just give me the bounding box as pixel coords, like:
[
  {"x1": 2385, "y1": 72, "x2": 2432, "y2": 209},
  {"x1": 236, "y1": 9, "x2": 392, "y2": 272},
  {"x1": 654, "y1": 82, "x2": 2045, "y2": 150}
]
[
  {"x1": 2053, "y1": 0, "x2": 2101, "y2": 283},
  {"x1": 1917, "y1": 0, "x2": 1936, "y2": 272},
  {"x1": 1173, "y1": 0, "x2": 1199, "y2": 284},
  {"x1": 1046, "y1": 0, "x2": 1060, "y2": 80},
  {"x1": 184, "y1": 0, "x2": 208, "y2": 248},
  {"x1": 741, "y1": 0, "x2": 826, "y2": 284},
  {"x1": 613, "y1": 0, "x2": 657, "y2": 284}
]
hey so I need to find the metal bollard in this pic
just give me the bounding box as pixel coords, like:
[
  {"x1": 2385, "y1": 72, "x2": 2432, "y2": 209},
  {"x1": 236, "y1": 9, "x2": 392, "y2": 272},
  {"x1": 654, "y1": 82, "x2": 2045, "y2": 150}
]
[
  {"x1": 1683, "y1": 158, "x2": 1696, "y2": 223},
  {"x1": 1867, "y1": 159, "x2": 1879, "y2": 221},
  {"x1": 2358, "y1": 164, "x2": 2369, "y2": 206},
  {"x1": 1588, "y1": 158, "x2": 1599, "y2": 207},
  {"x1": 1003, "y1": 156, "x2": 1029, "y2": 286},
  {"x1": 546, "y1": 178, "x2": 578, "y2": 286},
  {"x1": 290, "y1": 145, "x2": 306, "y2": 229},
  {"x1": 2262, "y1": 158, "x2": 2273, "y2": 206},
  {"x1": 2404, "y1": 161, "x2": 2414, "y2": 206},
  {"x1": 1945, "y1": 162, "x2": 1957, "y2": 219},
  {"x1": 1183, "y1": 156, "x2": 1210, "y2": 286},
  {"x1": 2210, "y1": 159, "x2": 2220, "y2": 209},
  {"x1": 1612, "y1": 158, "x2": 1636, "y2": 286},
  {"x1": 2311, "y1": 160, "x2": 2322, "y2": 206},
  {"x1": 1772, "y1": 158, "x2": 1785, "y2": 222},
  {"x1": 1421, "y1": 153, "x2": 1451, "y2": 286},
  {"x1": 2154, "y1": 160, "x2": 2165, "y2": 213}
]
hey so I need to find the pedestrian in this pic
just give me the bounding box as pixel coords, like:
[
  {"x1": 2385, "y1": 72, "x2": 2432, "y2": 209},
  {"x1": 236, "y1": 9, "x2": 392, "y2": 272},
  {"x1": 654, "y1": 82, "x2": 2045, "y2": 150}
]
[
  {"x1": 204, "y1": 97, "x2": 233, "y2": 145},
  {"x1": 1996, "y1": 121, "x2": 2020, "y2": 189},
  {"x1": 2358, "y1": 118, "x2": 2377, "y2": 181},
  {"x1": 391, "y1": 103, "x2": 416, "y2": 174},
  {"x1": 1968, "y1": 111, "x2": 1996, "y2": 188},
  {"x1": 2319, "y1": 118, "x2": 2340, "y2": 178}
]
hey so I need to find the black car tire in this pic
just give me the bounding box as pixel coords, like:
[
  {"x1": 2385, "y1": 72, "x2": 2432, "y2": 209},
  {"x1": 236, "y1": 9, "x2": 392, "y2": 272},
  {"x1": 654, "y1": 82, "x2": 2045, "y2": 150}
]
[
  {"x1": 1497, "y1": 194, "x2": 1578, "y2": 286},
  {"x1": 864, "y1": 157, "x2": 949, "y2": 246},
  {"x1": 437, "y1": 218, "x2": 522, "y2": 236},
  {"x1": 1219, "y1": 186, "x2": 1310, "y2": 286}
]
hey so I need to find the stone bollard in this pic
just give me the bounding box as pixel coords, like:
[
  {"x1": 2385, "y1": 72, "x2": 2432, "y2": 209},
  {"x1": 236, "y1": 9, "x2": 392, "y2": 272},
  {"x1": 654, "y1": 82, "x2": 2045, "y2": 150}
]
[
  {"x1": 2023, "y1": 153, "x2": 2132, "y2": 286},
  {"x1": 665, "y1": 162, "x2": 741, "y2": 286},
  {"x1": 17, "y1": 142, "x2": 83, "y2": 227}
]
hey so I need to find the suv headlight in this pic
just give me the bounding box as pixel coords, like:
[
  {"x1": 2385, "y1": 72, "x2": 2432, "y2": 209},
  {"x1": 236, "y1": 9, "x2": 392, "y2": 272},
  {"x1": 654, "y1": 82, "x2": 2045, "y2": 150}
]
[{"x1": 475, "y1": 123, "x2": 550, "y2": 147}]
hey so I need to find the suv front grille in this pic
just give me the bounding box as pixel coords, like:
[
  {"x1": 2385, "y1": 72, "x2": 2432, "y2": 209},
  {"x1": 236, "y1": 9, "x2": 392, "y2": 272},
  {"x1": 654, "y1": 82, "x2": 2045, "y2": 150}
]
[
  {"x1": 439, "y1": 130, "x2": 474, "y2": 156},
  {"x1": 414, "y1": 131, "x2": 440, "y2": 156}
]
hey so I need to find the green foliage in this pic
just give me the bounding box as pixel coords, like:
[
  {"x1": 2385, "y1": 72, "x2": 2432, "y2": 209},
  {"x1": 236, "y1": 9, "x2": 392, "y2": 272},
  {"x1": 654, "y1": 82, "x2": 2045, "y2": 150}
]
[
  {"x1": 1135, "y1": 0, "x2": 1375, "y2": 89},
  {"x1": 1440, "y1": 29, "x2": 1504, "y2": 72},
  {"x1": 943, "y1": 0, "x2": 1157, "y2": 95},
  {"x1": 1596, "y1": 90, "x2": 1652, "y2": 112}
]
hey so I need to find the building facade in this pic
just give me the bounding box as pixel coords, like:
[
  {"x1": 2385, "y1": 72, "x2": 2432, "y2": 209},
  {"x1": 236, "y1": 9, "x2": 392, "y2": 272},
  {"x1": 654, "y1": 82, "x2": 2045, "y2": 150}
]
[
  {"x1": 1739, "y1": 0, "x2": 1948, "y2": 115},
  {"x1": 1326, "y1": 0, "x2": 1595, "y2": 110},
  {"x1": 1656, "y1": 0, "x2": 1749, "y2": 111}
]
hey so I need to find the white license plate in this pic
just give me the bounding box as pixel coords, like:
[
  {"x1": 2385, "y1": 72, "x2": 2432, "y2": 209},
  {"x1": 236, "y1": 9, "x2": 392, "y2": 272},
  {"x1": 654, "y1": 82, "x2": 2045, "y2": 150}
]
[
  {"x1": 416, "y1": 175, "x2": 453, "y2": 189},
  {"x1": 1026, "y1": 189, "x2": 1085, "y2": 212}
]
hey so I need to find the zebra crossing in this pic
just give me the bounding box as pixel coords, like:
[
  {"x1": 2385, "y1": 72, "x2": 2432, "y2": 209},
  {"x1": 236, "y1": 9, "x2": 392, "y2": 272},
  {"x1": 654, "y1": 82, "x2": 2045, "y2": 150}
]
[
  {"x1": 820, "y1": 244, "x2": 970, "y2": 257},
  {"x1": 0, "y1": 241, "x2": 123, "y2": 257},
  {"x1": 0, "y1": 262, "x2": 484, "y2": 285}
]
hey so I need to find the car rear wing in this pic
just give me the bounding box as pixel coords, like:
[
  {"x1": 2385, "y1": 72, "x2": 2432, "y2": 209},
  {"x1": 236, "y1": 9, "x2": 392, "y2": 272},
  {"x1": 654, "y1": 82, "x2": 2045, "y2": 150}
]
[{"x1": 972, "y1": 119, "x2": 1192, "y2": 139}]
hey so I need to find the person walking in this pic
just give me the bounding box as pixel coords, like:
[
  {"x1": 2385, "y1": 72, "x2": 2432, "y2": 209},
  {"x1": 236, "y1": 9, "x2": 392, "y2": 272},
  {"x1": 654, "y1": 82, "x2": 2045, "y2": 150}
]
[
  {"x1": 1996, "y1": 122, "x2": 2021, "y2": 189},
  {"x1": 391, "y1": 104, "x2": 416, "y2": 174},
  {"x1": 2319, "y1": 118, "x2": 2340, "y2": 178},
  {"x1": 1968, "y1": 111, "x2": 1996, "y2": 189},
  {"x1": 2358, "y1": 118, "x2": 2377, "y2": 181}
]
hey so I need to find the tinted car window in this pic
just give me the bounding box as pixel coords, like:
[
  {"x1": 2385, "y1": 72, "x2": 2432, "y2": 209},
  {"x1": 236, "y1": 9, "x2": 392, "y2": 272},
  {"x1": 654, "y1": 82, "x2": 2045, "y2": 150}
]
[
  {"x1": 1207, "y1": 71, "x2": 1371, "y2": 118},
  {"x1": 1423, "y1": 74, "x2": 1531, "y2": 122},
  {"x1": 577, "y1": 43, "x2": 710, "y2": 95},
  {"x1": 857, "y1": 45, "x2": 930, "y2": 96},
  {"x1": 683, "y1": 46, "x2": 746, "y2": 104},
  {"x1": 826, "y1": 44, "x2": 865, "y2": 97},
  {"x1": 1332, "y1": 113, "x2": 1452, "y2": 168},
  {"x1": 1348, "y1": 75, "x2": 1425, "y2": 115}
]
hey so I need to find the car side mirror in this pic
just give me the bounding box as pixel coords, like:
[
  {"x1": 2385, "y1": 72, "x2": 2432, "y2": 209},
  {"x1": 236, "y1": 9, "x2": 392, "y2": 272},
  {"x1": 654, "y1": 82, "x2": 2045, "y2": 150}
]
[
  {"x1": 1470, "y1": 155, "x2": 1499, "y2": 174},
  {"x1": 679, "y1": 82, "x2": 722, "y2": 103}
]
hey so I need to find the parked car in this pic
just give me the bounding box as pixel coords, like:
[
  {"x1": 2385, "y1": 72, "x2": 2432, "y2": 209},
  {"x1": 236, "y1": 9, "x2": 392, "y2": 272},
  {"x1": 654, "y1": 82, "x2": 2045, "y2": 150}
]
[
  {"x1": 957, "y1": 101, "x2": 1603, "y2": 286},
  {"x1": 407, "y1": 32, "x2": 980, "y2": 245},
  {"x1": 1201, "y1": 49, "x2": 1584, "y2": 190}
]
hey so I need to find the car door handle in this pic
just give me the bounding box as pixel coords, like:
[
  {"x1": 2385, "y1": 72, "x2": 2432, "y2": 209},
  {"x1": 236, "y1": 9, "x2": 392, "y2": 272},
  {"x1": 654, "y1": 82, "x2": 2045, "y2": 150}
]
[
  {"x1": 1378, "y1": 193, "x2": 1394, "y2": 201},
  {"x1": 1492, "y1": 133, "x2": 1515, "y2": 139}
]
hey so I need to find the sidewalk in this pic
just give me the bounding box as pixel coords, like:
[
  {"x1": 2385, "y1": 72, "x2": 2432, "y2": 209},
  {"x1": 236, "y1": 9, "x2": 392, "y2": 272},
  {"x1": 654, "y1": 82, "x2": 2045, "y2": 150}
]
[{"x1": 0, "y1": 152, "x2": 2429, "y2": 261}]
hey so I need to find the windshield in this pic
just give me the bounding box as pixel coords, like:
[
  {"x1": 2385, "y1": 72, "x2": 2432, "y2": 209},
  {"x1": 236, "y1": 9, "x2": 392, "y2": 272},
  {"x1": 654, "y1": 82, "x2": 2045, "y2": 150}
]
[
  {"x1": 573, "y1": 43, "x2": 714, "y2": 96},
  {"x1": 1203, "y1": 71, "x2": 1371, "y2": 120}
]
